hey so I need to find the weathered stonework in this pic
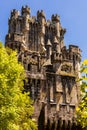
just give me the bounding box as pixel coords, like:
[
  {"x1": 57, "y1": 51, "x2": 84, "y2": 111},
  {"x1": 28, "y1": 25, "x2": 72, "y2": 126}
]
[{"x1": 5, "y1": 6, "x2": 81, "y2": 130}]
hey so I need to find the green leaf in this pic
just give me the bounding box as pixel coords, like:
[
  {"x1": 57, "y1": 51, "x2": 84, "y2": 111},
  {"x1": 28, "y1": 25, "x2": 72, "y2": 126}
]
[{"x1": 0, "y1": 43, "x2": 37, "y2": 130}]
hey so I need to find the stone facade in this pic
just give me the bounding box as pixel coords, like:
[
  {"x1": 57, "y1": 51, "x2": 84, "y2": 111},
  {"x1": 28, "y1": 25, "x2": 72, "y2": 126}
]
[{"x1": 5, "y1": 6, "x2": 81, "y2": 130}]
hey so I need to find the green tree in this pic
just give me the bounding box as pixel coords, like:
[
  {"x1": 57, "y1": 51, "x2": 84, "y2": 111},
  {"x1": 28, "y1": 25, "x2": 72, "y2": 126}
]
[
  {"x1": 0, "y1": 43, "x2": 37, "y2": 130},
  {"x1": 76, "y1": 60, "x2": 87, "y2": 129}
]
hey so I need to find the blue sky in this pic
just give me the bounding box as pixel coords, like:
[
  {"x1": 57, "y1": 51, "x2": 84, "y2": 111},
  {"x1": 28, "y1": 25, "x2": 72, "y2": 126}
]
[{"x1": 0, "y1": 0, "x2": 87, "y2": 60}]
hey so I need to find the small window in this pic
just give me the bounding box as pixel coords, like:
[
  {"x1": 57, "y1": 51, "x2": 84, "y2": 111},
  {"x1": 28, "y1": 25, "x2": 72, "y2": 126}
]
[{"x1": 28, "y1": 64, "x2": 31, "y2": 71}]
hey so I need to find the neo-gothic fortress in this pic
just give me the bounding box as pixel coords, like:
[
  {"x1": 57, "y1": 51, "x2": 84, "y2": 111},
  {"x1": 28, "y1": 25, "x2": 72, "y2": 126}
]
[{"x1": 5, "y1": 6, "x2": 81, "y2": 130}]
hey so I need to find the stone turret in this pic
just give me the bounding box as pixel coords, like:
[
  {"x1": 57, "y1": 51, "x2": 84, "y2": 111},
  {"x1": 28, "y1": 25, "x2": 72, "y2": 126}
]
[
  {"x1": 22, "y1": 5, "x2": 30, "y2": 17},
  {"x1": 37, "y1": 10, "x2": 46, "y2": 35},
  {"x1": 37, "y1": 10, "x2": 46, "y2": 21},
  {"x1": 51, "y1": 14, "x2": 60, "y2": 22},
  {"x1": 8, "y1": 9, "x2": 20, "y2": 34},
  {"x1": 51, "y1": 14, "x2": 60, "y2": 37},
  {"x1": 10, "y1": 9, "x2": 20, "y2": 19}
]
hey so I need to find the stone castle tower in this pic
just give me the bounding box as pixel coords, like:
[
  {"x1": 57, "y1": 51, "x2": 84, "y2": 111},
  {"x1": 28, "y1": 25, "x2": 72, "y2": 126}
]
[{"x1": 5, "y1": 6, "x2": 81, "y2": 130}]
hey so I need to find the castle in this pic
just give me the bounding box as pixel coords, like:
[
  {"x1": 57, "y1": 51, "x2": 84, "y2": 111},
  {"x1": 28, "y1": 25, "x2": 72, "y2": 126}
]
[{"x1": 5, "y1": 6, "x2": 81, "y2": 130}]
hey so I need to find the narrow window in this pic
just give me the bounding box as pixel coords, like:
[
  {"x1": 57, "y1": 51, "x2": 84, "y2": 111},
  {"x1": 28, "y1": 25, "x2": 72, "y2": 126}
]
[{"x1": 28, "y1": 64, "x2": 31, "y2": 71}]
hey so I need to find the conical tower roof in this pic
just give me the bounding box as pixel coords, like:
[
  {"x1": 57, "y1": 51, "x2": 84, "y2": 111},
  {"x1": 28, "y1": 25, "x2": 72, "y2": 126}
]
[
  {"x1": 54, "y1": 36, "x2": 59, "y2": 44},
  {"x1": 47, "y1": 39, "x2": 52, "y2": 46}
]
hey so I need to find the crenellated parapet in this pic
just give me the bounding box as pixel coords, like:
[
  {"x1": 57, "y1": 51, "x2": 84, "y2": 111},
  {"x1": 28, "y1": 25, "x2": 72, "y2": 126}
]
[
  {"x1": 51, "y1": 14, "x2": 60, "y2": 22},
  {"x1": 10, "y1": 9, "x2": 20, "y2": 19},
  {"x1": 37, "y1": 10, "x2": 46, "y2": 19},
  {"x1": 69, "y1": 45, "x2": 81, "y2": 56},
  {"x1": 21, "y1": 5, "x2": 30, "y2": 17}
]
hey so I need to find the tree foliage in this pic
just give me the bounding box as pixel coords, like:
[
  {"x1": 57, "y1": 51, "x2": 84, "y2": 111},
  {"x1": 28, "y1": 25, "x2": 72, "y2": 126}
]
[
  {"x1": 0, "y1": 43, "x2": 37, "y2": 130},
  {"x1": 77, "y1": 60, "x2": 87, "y2": 129}
]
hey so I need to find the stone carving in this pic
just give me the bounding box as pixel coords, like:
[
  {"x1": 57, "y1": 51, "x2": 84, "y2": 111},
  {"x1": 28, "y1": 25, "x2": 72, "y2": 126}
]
[{"x1": 61, "y1": 64, "x2": 72, "y2": 73}]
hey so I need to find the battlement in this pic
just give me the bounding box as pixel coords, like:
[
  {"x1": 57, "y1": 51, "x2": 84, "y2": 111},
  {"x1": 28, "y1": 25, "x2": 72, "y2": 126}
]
[
  {"x1": 37, "y1": 10, "x2": 45, "y2": 19},
  {"x1": 11, "y1": 9, "x2": 20, "y2": 19},
  {"x1": 21, "y1": 5, "x2": 30, "y2": 15},
  {"x1": 69, "y1": 45, "x2": 81, "y2": 54},
  {"x1": 51, "y1": 14, "x2": 60, "y2": 22}
]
